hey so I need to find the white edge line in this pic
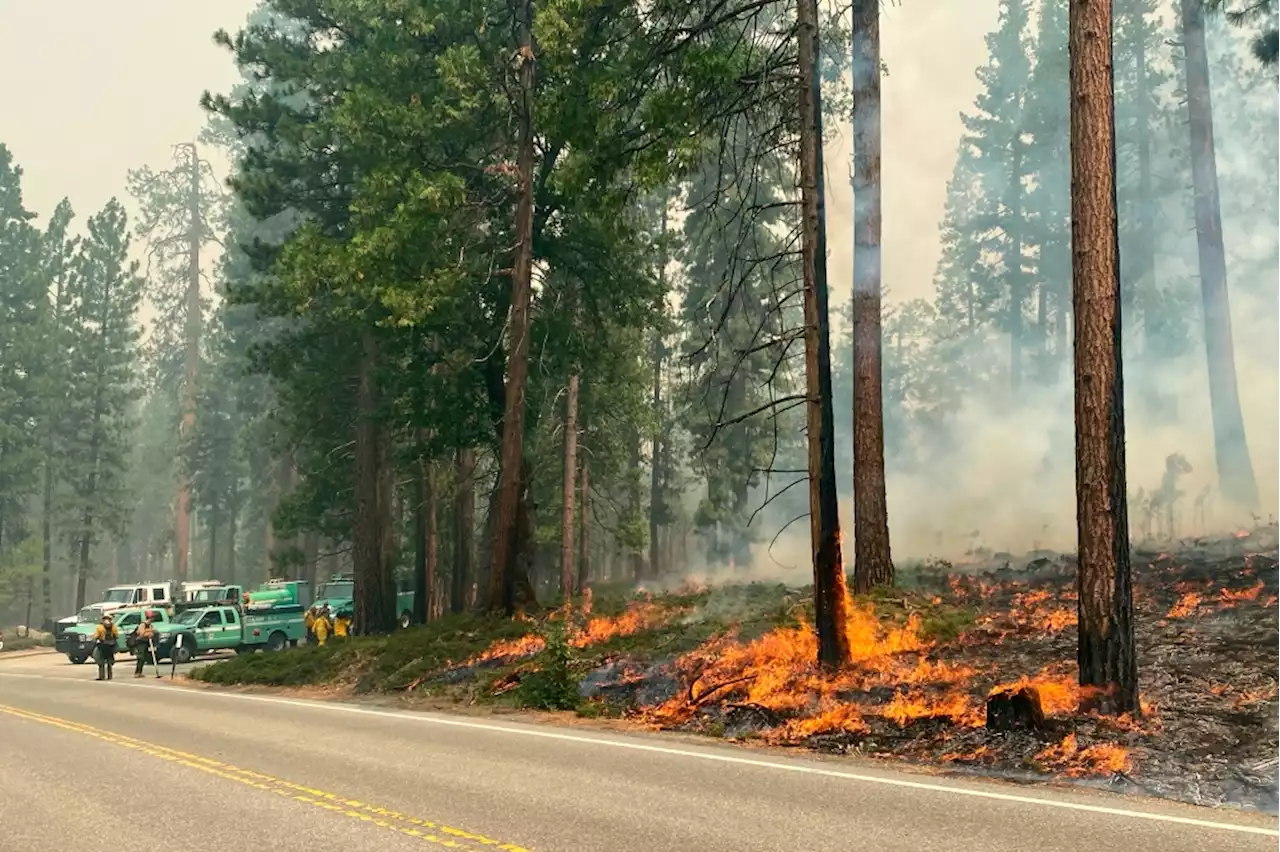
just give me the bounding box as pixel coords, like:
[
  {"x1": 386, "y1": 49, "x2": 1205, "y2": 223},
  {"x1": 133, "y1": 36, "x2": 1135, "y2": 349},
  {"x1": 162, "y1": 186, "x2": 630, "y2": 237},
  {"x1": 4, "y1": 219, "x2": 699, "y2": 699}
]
[{"x1": 4, "y1": 671, "x2": 1278, "y2": 838}]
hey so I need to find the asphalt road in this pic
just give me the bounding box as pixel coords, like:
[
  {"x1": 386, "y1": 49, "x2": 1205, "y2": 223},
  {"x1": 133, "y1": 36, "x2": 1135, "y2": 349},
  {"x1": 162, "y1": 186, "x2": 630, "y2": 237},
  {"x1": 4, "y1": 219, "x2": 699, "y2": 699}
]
[{"x1": 1, "y1": 651, "x2": 1276, "y2": 852}]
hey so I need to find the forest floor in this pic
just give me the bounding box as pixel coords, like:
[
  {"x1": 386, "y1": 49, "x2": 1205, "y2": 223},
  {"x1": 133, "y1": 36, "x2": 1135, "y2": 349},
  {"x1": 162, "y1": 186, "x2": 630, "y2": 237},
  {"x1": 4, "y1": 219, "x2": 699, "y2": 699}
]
[{"x1": 190, "y1": 525, "x2": 1280, "y2": 813}]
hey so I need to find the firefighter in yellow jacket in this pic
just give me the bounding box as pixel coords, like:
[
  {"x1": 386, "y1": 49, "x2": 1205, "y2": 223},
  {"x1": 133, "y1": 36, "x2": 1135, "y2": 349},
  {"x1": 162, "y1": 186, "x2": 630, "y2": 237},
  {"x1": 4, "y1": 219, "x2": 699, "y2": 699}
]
[
  {"x1": 93, "y1": 615, "x2": 120, "y2": 681},
  {"x1": 304, "y1": 607, "x2": 317, "y2": 644},
  {"x1": 333, "y1": 611, "x2": 351, "y2": 639},
  {"x1": 313, "y1": 607, "x2": 332, "y2": 646}
]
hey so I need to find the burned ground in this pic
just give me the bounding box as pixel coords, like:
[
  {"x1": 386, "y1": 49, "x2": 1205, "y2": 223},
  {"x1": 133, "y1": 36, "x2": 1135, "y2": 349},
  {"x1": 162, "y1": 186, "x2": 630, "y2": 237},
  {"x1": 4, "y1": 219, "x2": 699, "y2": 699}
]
[{"x1": 192, "y1": 527, "x2": 1279, "y2": 813}]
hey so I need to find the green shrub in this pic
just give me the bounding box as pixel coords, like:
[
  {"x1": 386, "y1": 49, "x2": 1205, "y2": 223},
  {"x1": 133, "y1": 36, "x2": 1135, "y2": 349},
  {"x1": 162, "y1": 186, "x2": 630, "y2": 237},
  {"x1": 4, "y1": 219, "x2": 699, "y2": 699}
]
[{"x1": 516, "y1": 620, "x2": 579, "y2": 711}]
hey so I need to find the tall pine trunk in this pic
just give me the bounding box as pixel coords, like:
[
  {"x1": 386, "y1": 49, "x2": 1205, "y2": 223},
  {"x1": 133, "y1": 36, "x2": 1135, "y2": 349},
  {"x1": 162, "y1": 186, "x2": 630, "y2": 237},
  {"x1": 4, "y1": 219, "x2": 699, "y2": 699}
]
[
  {"x1": 1179, "y1": 0, "x2": 1259, "y2": 510},
  {"x1": 1069, "y1": 0, "x2": 1138, "y2": 715},
  {"x1": 426, "y1": 462, "x2": 438, "y2": 622},
  {"x1": 175, "y1": 142, "x2": 202, "y2": 586},
  {"x1": 302, "y1": 530, "x2": 319, "y2": 593},
  {"x1": 452, "y1": 447, "x2": 474, "y2": 613},
  {"x1": 353, "y1": 331, "x2": 395, "y2": 633},
  {"x1": 488, "y1": 0, "x2": 539, "y2": 614},
  {"x1": 797, "y1": 0, "x2": 851, "y2": 669},
  {"x1": 850, "y1": 0, "x2": 894, "y2": 594},
  {"x1": 561, "y1": 373, "x2": 579, "y2": 598},
  {"x1": 577, "y1": 458, "x2": 590, "y2": 594}
]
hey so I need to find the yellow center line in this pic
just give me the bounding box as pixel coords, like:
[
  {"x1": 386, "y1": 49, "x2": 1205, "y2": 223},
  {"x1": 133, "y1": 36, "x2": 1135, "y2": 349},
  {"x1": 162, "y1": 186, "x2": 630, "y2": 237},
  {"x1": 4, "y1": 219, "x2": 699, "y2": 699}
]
[{"x1": 0, "y1": 703, "x2": 532, "y2": 852}]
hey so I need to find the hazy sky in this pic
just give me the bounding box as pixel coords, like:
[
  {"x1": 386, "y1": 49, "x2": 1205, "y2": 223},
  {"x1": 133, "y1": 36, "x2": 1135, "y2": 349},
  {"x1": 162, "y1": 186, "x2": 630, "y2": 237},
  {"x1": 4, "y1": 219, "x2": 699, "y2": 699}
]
[{"x1": 0, "y1": 0, "x2": 994, "y2": 305}]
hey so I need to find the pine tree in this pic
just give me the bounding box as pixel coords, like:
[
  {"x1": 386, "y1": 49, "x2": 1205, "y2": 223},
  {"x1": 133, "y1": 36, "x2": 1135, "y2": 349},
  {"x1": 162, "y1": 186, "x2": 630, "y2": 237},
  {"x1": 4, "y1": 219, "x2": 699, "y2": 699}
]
[
  {"x1": 60, "y1": 199, "x2": 144, "y2": 609},
  {"x1": 0, "y1": 146, "x2": 43, "y2": 556},
  {"x1": 959, "y1": 0, "x2": 1035, "y2": 392},
  {"x1": 1022, "y1": 0, "x2": 1073, "y2": 381}
]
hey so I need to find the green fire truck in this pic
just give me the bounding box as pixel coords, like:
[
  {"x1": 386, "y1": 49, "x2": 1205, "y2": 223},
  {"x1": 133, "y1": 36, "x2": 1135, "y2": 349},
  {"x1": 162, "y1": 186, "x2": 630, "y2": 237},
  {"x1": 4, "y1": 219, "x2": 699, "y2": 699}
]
[{"x1": 152, "y1": 580, "x2": 310, "y2": 663}]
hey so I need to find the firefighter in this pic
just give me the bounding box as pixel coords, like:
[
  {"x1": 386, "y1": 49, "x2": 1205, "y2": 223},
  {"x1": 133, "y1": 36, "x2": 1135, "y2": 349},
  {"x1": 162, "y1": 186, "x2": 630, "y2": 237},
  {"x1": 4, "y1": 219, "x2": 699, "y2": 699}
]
[
  {"x1": 304, "y1": 606, "x2": 317, "y2": 644},
  {"x1": 133, "y1": 612, "x2": 157, "y2": 678},
  {"x1": 333, "y1": 610, "x2": 352, "y2": 639},
  {"x1": 313, "y1": 607, "x2": 332, "y2": 646},
  {"x1": 92, "y1": 614, "x2": 120, "y2": 681}
]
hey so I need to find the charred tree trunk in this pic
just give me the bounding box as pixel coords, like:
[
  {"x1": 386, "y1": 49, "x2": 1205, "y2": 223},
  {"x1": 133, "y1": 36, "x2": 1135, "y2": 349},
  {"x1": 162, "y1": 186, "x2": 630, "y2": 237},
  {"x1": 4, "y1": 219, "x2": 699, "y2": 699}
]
[
  {"x1": 175, "y1": 142, "x2": 202, "y2": 587},
  {"x1": 798, "y1": 0, "x2": 851, "y2": 669},
  {"x1": 452, "y1": 447, "x2": 475, "y2": 613},
  {"x1": 561, "y1": 373, "x2": 580, "y2": 598},
  {"x1": 487, "y1": 0, "x2": 539, "y2": 614},
  {"x1": 577, "y1": 457, "x2": 590, "y2": 594},
  {"x1": 850, "y1": 0, "x2": 894, "y2": 595},
  {"x1": 1179, "y1": 0, "x2": 1259, "y2": 510},
  {"x1": 1068, "y1": 0, "x2": 1138, "y2": 715},
  {"x1": 354, "y1": 331, "x2": 395, "y2": 634}
]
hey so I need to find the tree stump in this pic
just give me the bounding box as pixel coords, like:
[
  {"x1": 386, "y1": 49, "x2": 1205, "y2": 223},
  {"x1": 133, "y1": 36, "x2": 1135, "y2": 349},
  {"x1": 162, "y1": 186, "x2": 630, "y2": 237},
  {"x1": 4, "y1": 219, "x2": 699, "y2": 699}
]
[{"x1": 986, "y1": 685, "x2": 1047, "y2": 732}]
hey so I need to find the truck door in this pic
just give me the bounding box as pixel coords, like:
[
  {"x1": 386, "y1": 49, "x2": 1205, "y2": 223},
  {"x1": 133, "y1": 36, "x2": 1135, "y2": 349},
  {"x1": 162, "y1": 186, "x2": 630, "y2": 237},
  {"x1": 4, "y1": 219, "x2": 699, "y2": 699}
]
[
  {"x1": 224, "y1": 609, "x2": 242, "y2": 643},
  {"x1": 132, "y1": 587, "x2": 146, "y2": 605},
  {"x1": 195, "y1": 610, "x2": 223, "y2": 646}
]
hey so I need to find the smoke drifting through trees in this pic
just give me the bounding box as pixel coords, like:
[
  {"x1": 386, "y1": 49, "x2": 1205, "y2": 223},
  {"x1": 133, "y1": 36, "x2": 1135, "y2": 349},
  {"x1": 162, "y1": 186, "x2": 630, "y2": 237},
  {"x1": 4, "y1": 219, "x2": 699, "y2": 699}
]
[{"x1": 0, "y1": 0, "x2": 1274, "y2": 630}]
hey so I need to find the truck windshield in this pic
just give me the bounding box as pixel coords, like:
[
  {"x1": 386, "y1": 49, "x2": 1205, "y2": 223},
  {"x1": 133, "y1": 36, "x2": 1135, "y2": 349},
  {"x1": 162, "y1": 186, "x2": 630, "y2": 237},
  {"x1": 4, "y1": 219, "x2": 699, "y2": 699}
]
[
  {"x1": 77, "y1": 608, "x2": 103, "y2": 623},
  {"x1": 102, "y1": 588, "x2": 134, "y2": 603},
  {"x1": 192, "y1": 588, "x2": 228, "y2": 602},
  {"x1": 320, "y1": 582, "x2": 354, "y2": 600},
  {"x1": 174, "y1": 610, "x2": 204, "y2": 626}
]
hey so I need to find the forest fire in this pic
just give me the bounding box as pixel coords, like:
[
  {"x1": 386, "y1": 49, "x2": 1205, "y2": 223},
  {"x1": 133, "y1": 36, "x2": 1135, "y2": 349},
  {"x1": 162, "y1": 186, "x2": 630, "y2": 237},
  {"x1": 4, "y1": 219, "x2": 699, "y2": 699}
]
[{"x1": 465, "y1": 599, "x2": 681, "y2": 666}]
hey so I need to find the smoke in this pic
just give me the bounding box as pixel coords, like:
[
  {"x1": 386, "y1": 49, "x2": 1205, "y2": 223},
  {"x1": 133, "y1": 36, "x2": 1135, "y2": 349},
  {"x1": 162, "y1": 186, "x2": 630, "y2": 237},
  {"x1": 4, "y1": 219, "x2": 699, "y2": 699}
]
[{"x1": 679, "y1": 1, "x2": 1278, "y2": 576}]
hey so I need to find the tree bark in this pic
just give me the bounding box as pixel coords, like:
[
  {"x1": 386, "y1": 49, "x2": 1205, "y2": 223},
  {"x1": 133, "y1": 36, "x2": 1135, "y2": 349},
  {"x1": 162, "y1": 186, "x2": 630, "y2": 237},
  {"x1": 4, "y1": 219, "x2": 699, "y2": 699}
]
[
  {"x1": 487, "y1": 0, "x2": 539, "y2": 614},
  {"x1": 1134, "y1": 14, "x2": 1157, "y2": 355},
  {"x1": 1179, "y1": 0, "x2": 1259, "y2": 510},
  {"x1": 353, "y1": 331, "x2": 395, "y2": 634},
  {"x1": 1069, "y1": 0, "x2": 1139, "y2": 716},
  {"x1": 797, "y1": 0, "x2": 851, "y2": 669},
  {"x1": 561, "y1": 373, "x2": 580, "y2": 598},
  {"x1": 452, "y1": 447, "x2": 474, "y2": 613},
  {"x1": 850, "y1": 0, "x2": 894, "y2": 595},
  {"x1": 577, "y1": 457, "x2": 590, "y2": 594}
]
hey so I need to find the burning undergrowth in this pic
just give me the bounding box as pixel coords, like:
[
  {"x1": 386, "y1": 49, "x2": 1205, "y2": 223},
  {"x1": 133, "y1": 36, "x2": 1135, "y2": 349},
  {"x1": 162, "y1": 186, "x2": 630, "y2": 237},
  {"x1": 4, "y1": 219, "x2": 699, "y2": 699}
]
[
  {"x1": 530, "y1": 527, "x2": 1276, "y2": 811},
  {"x1": 194, "y1": 527, "x2": 1278, "y2": 813}
]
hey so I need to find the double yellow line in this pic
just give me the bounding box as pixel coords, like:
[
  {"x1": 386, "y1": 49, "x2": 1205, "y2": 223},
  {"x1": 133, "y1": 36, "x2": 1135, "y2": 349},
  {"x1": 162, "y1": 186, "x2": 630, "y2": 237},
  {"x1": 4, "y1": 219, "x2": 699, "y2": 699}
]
[{"x1": 0, "y1": 703, "x2": 532, "y2": 852}]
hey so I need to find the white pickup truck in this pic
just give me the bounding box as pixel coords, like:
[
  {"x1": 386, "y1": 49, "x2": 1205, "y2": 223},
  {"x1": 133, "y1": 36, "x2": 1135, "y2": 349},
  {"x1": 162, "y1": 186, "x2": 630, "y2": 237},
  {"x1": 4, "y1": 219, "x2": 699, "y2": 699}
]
[{"x1": 51, "y1": 581, "x2": 176, "y2": 640}]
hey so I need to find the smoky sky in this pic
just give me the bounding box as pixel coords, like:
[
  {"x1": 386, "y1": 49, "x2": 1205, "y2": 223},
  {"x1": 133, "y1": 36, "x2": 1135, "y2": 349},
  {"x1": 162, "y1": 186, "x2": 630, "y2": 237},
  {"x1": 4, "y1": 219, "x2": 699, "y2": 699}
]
[{"x1": 0, "y1": 0, "x2": 992, "y2": 308}]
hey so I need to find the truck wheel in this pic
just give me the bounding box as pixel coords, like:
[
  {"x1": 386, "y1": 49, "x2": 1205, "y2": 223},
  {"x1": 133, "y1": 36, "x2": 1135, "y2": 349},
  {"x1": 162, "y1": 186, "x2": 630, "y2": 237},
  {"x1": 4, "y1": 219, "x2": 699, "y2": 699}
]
[
  {"x1": 399, "y1": 611, "x2": 412, "y2": 630},
  {"x1": 68, "y1": 654, "x2": 87, "y2": 665},
  {"x1": 171, "y1": 644, "x2": 194, "y2": 665},
  {"x1": 267, "y1": 631, "x2": 288, "y2": 653},
  {"x1": 235, "y1": 646, "x2": 254, "y2": 656}
]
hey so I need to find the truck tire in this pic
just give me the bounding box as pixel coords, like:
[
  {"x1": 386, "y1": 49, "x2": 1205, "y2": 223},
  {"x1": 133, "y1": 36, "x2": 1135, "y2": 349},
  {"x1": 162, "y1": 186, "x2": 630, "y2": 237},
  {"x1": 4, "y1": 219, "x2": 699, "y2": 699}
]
[
  {"x1": 399, "y1": 611, "x2": 412, "y2": 630},
  {"x1": 267, "y1": 631, "x2": 288, "y2": 653},
  {"x1": 171, "y1": 642, "x2": 195, "y2": 665},
  {"x1": 68, "y1": 654, "x2": 87, "y2": 665},
  {"x1": 235, "y1": 646, "x2": 254, "y2": 656}
]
